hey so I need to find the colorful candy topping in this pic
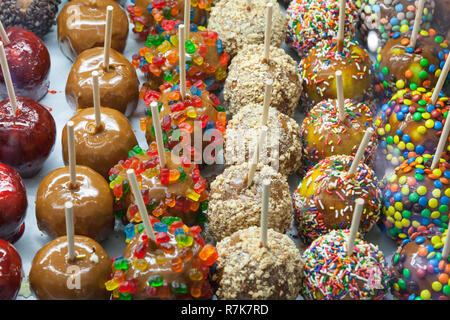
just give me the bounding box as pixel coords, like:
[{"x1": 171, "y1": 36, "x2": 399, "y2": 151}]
[
  {"x1": 286, "y1": 0, "x2": 358, "y2": 56},
  {"x1": 302, "y1": 229, "x2": 389, "y2": 300},
  {"x1": 108, "y1": 144, "x2": 209, "y2": 225},
  {"x1": 293, "y1": 155, "x2": 382, "y2": 244},
  {"x1": 127, "y1": 0, "x2": 212, "y2": 39},
  {"x1": 375, "y1": 87, "x2": 450, "y2": 168},
  {"x1": 382, "y1": 154, "x2": 450, "y2": 242},
  {"x1": 132, "y1": 23, "x2": 229, "y2": 92},
  {"x1": 301, "y1": 98, "x2": 376, "y2": 171},
  {"x1": 356, "y1": 0, "x2": 434, "y2": 44},
  {"x1": 374, "y1": 28, "x2": 449, "y2": 97},
  {"x1": 106, "y1": 217, "x2": 218, "y2": 300},
  {"x1": 299, "y1": 38, "x2": 373, "y2": 106},
  {"x1": 142, "y1": 80, "x2": 226, "y2": 163},
  {"x1": 390, "y1": 227, "x2": 450, "y2": 300}
]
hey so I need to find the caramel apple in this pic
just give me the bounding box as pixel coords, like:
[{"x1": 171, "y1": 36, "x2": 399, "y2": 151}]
[
  {"x1": 36, "y1": 165, "x2": 114, "y2": 241},
  {"x1": 62, "y1": 107, "x2": 138, "y2": 178},
  {"x1": 29, "y1": 235, "x2": 110, "y2": 300},
  {"x1": 0, "y1": 27, "x2": 50, "y2": 101},
  {"x1": 57, "y1": 0, "x2": 129, "y2": 61},
  {"x1": 66, "y1": 47, "x2": 140, "y2": 117}
]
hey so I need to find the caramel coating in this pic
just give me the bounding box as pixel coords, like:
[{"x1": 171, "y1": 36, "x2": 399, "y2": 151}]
[
  {"x1": 36, "y1": 165, "x2": 114, "y2": 242},
  {"x1": 300, "y1": 38, "x2": 373, "y2": 108},
  {"x1": 224, "y1": 44, "x2": 302, "y2": 117},
  {"x1": 29, "y1": 235, "x2": 110, "y2": 300},
  {"x1": 213, "y1": 226, "x2": 304, "y2": 300},
  {"x1": 301, "y1": 99, "x2": 377, "y2": 172},
  {"x1": 224, "y1": 104, "x2": 301, "y2": 176},
  {"x1": 208, "y1": 163, "x2": 292, "y2": 242},
  {"x1": 57, "y1": 0, "x2": 129, "y2": 61},
  {"x1": 66, "y1": 47, "x2": 139, "y2": 116},
  {"x1": 293, "y1": 155, "x2": 382, "y2": 244},
  {"x1": 62, "y1": 107, "x2": 138, "y2": 178}
]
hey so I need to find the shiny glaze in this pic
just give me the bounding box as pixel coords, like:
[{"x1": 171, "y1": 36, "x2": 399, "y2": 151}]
[
  {"x1": 0, "y1": 239, "x2": 22, "y2": 300},
  {"x1": 0, "y1": 27, "x2": 50, "y2": 101},
  {"x1": 29, "y1": 235, "x2": 110, "y2": 300},
  {"x1": 62, "y1": 107, "x2": 137, "y2": 178},
  {"x1": 57, "y1": 0, "x2": 129, "y2": 61},
  {"x1": 380, "y1": 35, "x2": 443, "y2": 90},
  {"x1": 0, "y1": 164, "x2": 27, "y2": 243},
  {"x1": 0, "y1": 97, "x2": 56, "y2": 178},
  {"x1": 122, "y1": 230, "x2": 203, "y2": 300},
  {"x1": 36, "y1": 165, "x2": 114, "y2": 241},
  {"x1": 66, "y1": 47, "x2": 139, "y2": 116}
]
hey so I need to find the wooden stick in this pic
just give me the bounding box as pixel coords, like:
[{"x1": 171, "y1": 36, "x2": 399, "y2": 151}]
[
  {"x1": 126, "y1": 169, "x2": 156, "y2": 243},
  {"x1": 91, "y1": 71, "x2": 102, "y2": 129},
  {"x1": 67, "y1": 121, "x2": 77, "y2": 189},
  {"x1": 430, "y1": 113, "x2": 450, "y2": 170},
  {"x1": 348, "y1": 127, "x2": 374, "y2": 176},
  {"x1": 0, "y1": 41, "x2": 17, "y2": 115},
  {"x1": 150, "y1": 101, "x2": 167, "y2": 168},
  {"x1": 263, "y1": 3, "x2": 273, "y2": 61},
  {"x1": 443, "y1": 226, "x2": 450, "y2": 259},
  {"x1": 409, "y1": 0, "x2": 425, "y2": 49},
  {"x1": 0, "y1": 21, "x2": 9, "y2": 45},
  {"x1": 178, "y1": 25, "x2": 186, "y2": 100},
  {"x1": 260, "y1": 179, "x2": 270, "y2": 248},
  {"x1": 184, "y1": 0, "x2": 190, "y2": 41},
  {"x1": 337, "y1": 0, "x2": 346, "y2": 51},
  {"x1": 347, "y1": 198, "x2": 364, "y2": 256},
  {"x1": 65, "y1": 201, "x2": 75, "y2": 260},
  {"x1": 335, "y1": 70, "x2": 345, "y2": 122},
  {"x1": 247, "y1": 126, "x2": 268, "y2": 187},
  {"x1": 431, "y1": 53, "x2": 450, "y2": 105},
  {"x1": 104, "y1": 5, "x2": 113, "y2": 72},
  {"x1": 261, "y1": 80, "x2": 273, "y2": 126}
]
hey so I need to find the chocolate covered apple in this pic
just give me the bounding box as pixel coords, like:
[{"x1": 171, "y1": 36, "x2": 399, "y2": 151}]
[
  {"x1": 0, "y1": 239, "x2": 22, "y2": 300},
  {"x1": 0, "y1": 97, "x2": 56, "y2": 178},
  {"x1": 0, "y1": 27, "x2": 51, "y2": 101},
  {"x1": 0, "y1": 164, "x2": 27, "y2": 243}
]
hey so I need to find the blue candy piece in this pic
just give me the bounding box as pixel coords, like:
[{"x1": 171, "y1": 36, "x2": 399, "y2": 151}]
[{"x1": 415, "y1": 236, "x2": 425, "y2": 244}]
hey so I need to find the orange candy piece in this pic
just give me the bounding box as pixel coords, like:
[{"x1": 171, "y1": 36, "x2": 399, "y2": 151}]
[{"x1": 405, "y1": 69, "x2": 414, "y2": 79}]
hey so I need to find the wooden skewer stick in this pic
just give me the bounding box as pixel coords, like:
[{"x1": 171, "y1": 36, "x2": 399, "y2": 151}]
[
  {"x1": 348, "y1": 127, "x2": 374, "y2": 176},
  {"x1": 0, "y1": 21, "x2": 9, "y2": 45},
  {"x1": 335, "y1": 70, "x2": 345, "y2": 122},
  {"x1": 263, "y1": 3, "x2": 273, "y2": 61},
  {"x1": 261, "y1": 80, "x2": 273, "y2": 126},
  {"x1": 442, "y1": 225, "x2": 450, "y2": 259},
  {"x1": 179, "y1": 24, "x2": 186, "y2": 100},
  {"x1": 409, "y1": 0, "x2": 425, "y2": 49},
  {"x1": 184, "y1": 0, "x2": 190, "y2": 41},
  {"x1": 0, "y1": 41, "x2": 17, "y2": 115},
  {"x1": 431, "y1": 53, "x2": 450, "y2": 105},
  {"x1": 65, "y1": 201, "x2": 75, "y2": 261},
  {"x1": 430, "y1": 55, "x2": 450, "y2": 170},
  {"x1": 347, "y1": 198, "x2": 365, "y2": 256},
  {"x1": 91, "y1": 71, "x2": 102, "y2": 129},
  {"x1": 104, "y1": 6, "x2": 113, "y2": 72},
  {"x1": 260, "y1": 179, "x2": 270, "y2": 248},
  {"x1": 337, "y1": 0, "x2": 346, "y2": 51},
  {"x1": 247, "y1": 126, "x2": 268, "y2": 187},
  {"x1": 67, "y1": 121, "x2": 78, "y2": 189},
  {"x1": 150, "y1": 101, "x2": 167, "y2": 168},
  {"x1": 126, "y1": 169, "x2": 157, "y2": 243}
]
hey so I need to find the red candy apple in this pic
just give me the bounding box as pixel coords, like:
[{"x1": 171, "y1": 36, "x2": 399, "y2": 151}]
[
  {"x1": 0, "y1": 164, "x2": 27, "y2": 243},
  {"x1": 0, "y1": 27, "x2": 50, "y2": 101},
  {"x1": 0, "y1": 97, "x2": 56, "y2": 178},
  {"x1": 0, "y1": 239, "x2": 22, "y2": 300}
]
